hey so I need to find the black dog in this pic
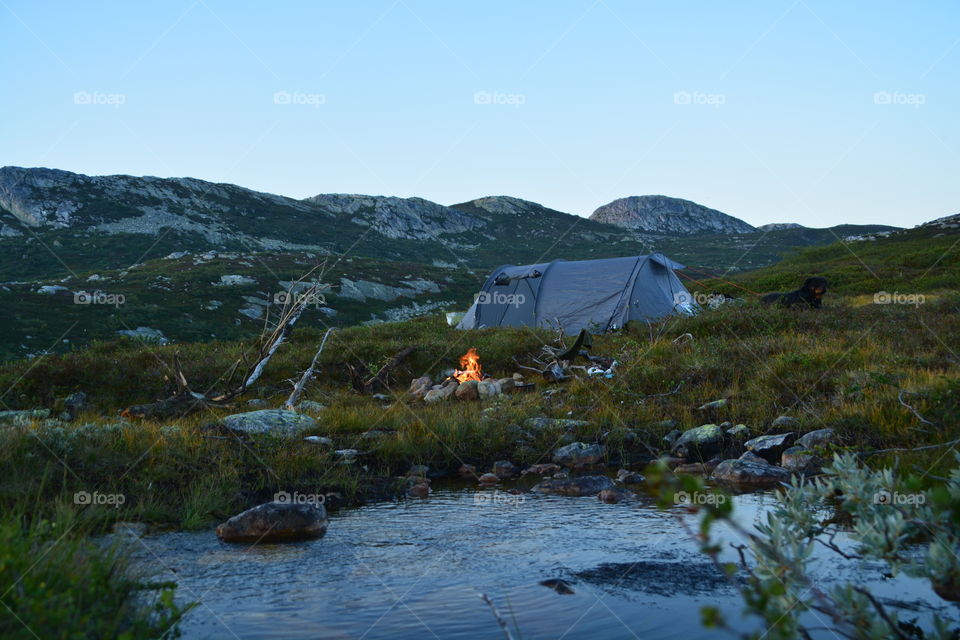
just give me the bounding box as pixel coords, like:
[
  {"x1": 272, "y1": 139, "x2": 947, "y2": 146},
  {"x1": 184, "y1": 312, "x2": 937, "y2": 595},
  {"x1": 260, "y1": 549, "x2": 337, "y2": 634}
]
[{"x1": 761, "y1": 277, "x2": 828, "y2": 308}]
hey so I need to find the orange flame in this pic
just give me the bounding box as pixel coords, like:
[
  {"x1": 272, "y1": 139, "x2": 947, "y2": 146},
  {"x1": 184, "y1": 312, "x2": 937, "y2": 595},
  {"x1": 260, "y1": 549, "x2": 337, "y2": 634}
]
[{"x1": 454, "y1": 347, "x2": 482, "y2": 383}]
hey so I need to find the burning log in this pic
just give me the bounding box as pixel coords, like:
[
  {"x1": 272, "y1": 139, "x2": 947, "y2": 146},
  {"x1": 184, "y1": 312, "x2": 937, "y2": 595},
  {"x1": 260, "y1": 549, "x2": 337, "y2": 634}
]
[{"x1": 453, "y1": 347, "x2": 482, "y2": 383}]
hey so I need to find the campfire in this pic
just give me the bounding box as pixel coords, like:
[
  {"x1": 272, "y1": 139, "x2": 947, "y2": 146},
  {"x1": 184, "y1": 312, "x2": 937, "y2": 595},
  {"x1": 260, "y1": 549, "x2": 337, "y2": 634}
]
[
  {"x1": 454, "y1": 347, "x2": 483, "y2": 383},
  {"x1": 408, "y1": 348, "x2": 534, "y2": 402}
]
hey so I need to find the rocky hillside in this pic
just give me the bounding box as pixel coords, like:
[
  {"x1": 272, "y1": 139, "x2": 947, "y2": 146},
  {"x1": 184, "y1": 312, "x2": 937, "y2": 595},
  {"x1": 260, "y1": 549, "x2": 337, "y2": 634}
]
[
  {"x1": 591, "y1": 195, "x2": 756, "y2": 235},
  {"x1": 0, "y1": 166, "x2": 906, "y2": 360}
]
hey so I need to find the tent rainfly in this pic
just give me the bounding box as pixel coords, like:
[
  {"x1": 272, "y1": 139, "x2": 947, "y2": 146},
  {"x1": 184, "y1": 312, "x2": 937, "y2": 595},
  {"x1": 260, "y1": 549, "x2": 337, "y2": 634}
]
[{"x1": 456, "y1": 253, "x2": 697, "y2": 334}]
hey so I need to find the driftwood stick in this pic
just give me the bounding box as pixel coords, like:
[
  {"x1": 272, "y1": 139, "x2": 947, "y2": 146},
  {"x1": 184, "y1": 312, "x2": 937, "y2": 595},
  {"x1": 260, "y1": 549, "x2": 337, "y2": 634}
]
[
  {"x1": 897, "y1": 389, "x2": 937, "y2": 426},
  {"x1": 479, "y1": 593, "x2": 516, "y2": 640},
  {"x1": 285, "y1": 328, "x2": 334, "y2": 410}
]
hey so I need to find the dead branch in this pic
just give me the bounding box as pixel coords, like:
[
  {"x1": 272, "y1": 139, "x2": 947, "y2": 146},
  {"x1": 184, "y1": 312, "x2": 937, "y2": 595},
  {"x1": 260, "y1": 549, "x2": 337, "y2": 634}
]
[
  {"x1": 479, "y1": 593, "x2": 516, "y2": 640},
  {"x1": 122, "y1": 271, "x2": 325, "y2": 419},
  {"x1": 285, "y1": 327, "x2": 335, "y2": 410},
  {"x1": 897, "y1": 389, "x2": 937, "y2": 426},
  {"x1": 350, "y1": 345, "x2": 417, "y2": 394}
]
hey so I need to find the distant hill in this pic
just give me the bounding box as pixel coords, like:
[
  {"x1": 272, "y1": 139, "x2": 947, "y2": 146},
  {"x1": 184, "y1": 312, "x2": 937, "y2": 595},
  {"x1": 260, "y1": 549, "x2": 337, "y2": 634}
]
[
  {"x1": 591, "y1": 195, "x2": 756, "y2": 235},
  {"x1": 0, "y1": 166, "x2": 908, "y2": 359}
]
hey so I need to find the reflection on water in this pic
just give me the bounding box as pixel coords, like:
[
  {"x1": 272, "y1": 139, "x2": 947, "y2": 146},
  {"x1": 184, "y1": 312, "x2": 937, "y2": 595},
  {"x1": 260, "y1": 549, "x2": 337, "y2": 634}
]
[{"x1": 129, "y1": 487, "x2": 946, "y2": 640}]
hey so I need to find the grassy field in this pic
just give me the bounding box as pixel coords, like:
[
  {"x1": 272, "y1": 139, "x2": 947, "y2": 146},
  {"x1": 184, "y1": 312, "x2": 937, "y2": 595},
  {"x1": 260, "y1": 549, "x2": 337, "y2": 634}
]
[{"x1": 2, "y1": 296, "x2": 958, "y2": 530}]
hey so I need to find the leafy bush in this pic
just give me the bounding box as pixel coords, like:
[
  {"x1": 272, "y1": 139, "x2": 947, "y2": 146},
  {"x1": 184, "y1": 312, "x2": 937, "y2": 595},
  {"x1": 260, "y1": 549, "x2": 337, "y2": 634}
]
[
  {"x1": 0, "y1": 516, "x2": 191, "y2": 639},
  {"x1": 650, "y1": 454, "x2": 960, "y2": 639}
]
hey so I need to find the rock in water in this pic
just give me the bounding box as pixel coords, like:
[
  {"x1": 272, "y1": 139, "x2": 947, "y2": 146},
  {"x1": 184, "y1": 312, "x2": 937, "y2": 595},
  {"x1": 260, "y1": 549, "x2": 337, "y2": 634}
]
[
  {"x1": 222, "y1": 410, "x2": 317, "y2": 437},
  {"x1": 553, "y1": 442, "x2": 605, "y2": 468},
  {"x1": 216, "y1": 501, "x2": 328, "y2": 543},
  {"x1": 531, "y1": 475, "x2": 615, "y2": 497},
  {"x1": 671, "y1": 424, "x2": 725, "y2": 460},
  {"x1": 712, "y1": 459, "x2": 790, "y2": 489},
  {"x1": 616, "y1": 469, "x2": 645, "y2": 484},
  {"x1": 598, "y1": 488, "x2": 634, "y2": 503},
  {"x1": 493, "y1": 460, "x2": 519, "y2": 478},
  {"x1": 780, "y1": 446, "x2": 822, "y2": 475},
  {"x1": 743, "y1": 432, "x2": 796, "y2": 463}
]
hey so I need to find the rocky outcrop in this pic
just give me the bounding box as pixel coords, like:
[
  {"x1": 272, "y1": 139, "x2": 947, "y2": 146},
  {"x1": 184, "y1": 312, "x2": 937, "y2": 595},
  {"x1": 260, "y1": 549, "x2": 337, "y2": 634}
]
[
  {"x1": 757, "y1": 223, "x2": 805, "y2": 231},
  {"x1": 590, "y1": 195, "x2": 755, "y2": 235},
  {"x1": 304, "y1": 193, "x2": 485, "y2": 241},
  {"x1": 216, "y1": 501, "x2": 328, "y2": 543}
]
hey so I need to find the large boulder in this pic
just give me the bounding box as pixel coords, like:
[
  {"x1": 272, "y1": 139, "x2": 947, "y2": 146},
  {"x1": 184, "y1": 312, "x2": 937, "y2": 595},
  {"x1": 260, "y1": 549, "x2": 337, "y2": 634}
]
[
  {"x1": 553, "y1": 442, "x2": 605, "y2": 468},
  {"x1": 216, "y1": 501, "x2": 328, "y2": 543},
  {"x1": 671, "y1": 424, "x2": 725, "y2": 460},
  {"x1": 743, "y1": 432, "x2": 796, "y2": 463},
  {"x1": 223, "y1": 410, "x2": 317, "y2": 437},
  {"x1": 531, "y1": 475, "x2": 615, "y2": 497},
  {"x1": 798, "y1": 428, "x2": 835, "y2": 449},
  {"x1": 712, "y1": 459, "x2": 790, "y2": 489}
]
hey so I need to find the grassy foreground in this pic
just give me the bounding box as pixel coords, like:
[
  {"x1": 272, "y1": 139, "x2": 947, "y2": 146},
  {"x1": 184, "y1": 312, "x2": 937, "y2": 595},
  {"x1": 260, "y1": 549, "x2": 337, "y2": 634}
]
[
  {"x1": 1, "y1": 293, "x2": 958, "y2": 638},
  {"x1": 2, "y1": 295, "x2": 959, "y2": 527}
]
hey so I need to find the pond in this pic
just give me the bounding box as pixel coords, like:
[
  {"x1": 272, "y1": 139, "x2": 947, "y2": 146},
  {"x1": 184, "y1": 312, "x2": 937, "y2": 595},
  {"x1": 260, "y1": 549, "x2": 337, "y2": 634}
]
[{"x1": 129, "y1": 484, "x2": 949, "y2": 639}]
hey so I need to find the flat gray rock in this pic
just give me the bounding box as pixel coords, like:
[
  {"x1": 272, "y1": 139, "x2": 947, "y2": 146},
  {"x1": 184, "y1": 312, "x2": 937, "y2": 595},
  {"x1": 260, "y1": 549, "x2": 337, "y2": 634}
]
[{"x1": 223, "y1": 409, "x2": 317, "y2": 437}]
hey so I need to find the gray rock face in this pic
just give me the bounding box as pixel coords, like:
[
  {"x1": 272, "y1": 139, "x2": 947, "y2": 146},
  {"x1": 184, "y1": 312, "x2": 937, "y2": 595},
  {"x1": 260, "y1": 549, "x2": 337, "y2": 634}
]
[
  {"x1": 455, "y1": 195, "x2": 546, "y2": 217},
  {"x1": 712, "y1": 459, "x2": 790, "y2": 488},
  {"x1": 757, "y1": 223, "x2": 805, "y2": 231},
  {"x1": 531, "y1": 475, "x2": 615, "y2": 497},
  {"x1": 304, "y1": 193, "x2": 485, "y2": 241},
  {"x1": 0, "y1": 166, "x2": 315, "y2": 239},
  {"x1": 743, "y1": 433, "x2": 796, "y2": 463},
  {"x1": 671, "y1": 424, "x2": 725, "y2": 460},
  {"x1": 553, "y1": 442, "x2": 605, "y2": 467},
  {"x1": 216, "y1": 501, "x2": 328, "y2": 543},
  {"x1": 590, "y1": 196, "x2": 755, "y2": 235},
  {"x1": 223, "y1": 409, "x2": 317, "y2": 437}
]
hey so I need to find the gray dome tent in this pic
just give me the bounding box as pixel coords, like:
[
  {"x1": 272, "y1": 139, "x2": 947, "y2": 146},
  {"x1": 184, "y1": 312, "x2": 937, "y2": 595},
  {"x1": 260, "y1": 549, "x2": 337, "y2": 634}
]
[{"x1": 457, "y1": 253, "x2": 697, "y2": 334}]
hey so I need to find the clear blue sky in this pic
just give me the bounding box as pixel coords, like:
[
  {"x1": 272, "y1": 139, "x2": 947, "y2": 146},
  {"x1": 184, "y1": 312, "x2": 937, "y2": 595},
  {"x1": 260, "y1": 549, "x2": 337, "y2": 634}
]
[{"x1": 1, "y1": 1, "x2": 957, "y2": 228}]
